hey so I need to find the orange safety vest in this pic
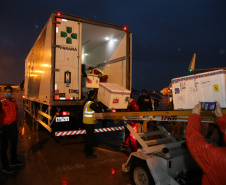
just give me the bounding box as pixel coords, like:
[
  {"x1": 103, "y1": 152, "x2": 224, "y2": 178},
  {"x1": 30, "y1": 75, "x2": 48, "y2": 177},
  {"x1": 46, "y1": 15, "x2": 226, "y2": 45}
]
[{"x1": 0, "y1": 97, "x2": 17, "y2": 125}]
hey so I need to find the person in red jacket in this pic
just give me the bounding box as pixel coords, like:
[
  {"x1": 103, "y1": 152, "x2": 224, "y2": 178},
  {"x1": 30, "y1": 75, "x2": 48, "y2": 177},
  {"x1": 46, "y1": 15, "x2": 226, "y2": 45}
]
[
  {"x1": 0, "y1": 86, "x2": 24, "y2": 173},
  {"x1": 88, "y1": 67, "x2": 108, "y2": 83},
  {"x1": 186, "y1": 101, "x2": 226, "y2": 185},
  {"x1": 123, "y1": 96, "x2": 139, "y2": 152}
]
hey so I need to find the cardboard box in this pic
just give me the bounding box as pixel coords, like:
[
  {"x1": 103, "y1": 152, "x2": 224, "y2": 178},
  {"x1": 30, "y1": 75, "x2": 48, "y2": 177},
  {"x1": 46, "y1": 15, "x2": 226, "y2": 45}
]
[
  {"x1": 86, "y1": 74, "x2": 99, "y2": 88},
  {"x1": 98, "y1": 83, "x2": 131, "y2": 109},
  {"x1": 172, "y1": 70, "x2": 226, "y2": 109}
]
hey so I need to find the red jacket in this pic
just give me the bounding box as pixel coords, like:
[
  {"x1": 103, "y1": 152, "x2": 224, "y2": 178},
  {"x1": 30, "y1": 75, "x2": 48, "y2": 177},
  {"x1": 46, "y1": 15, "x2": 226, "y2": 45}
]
[
  {"x1": 127, "y1": 98, "x2": 139, "y2": 112},
  {"x1": 127, "y1": 98, "x2": 139, "y2": 126},
  {"x1": 0, "y1": 97, "x2": 17, "y2": 126},
  {"x1": 216, "y1": 115, "x2": 226, "y2": 143},
  {"x1": 186, "y1": 114, "x2": 226, "y2": 185},
  {"x1": 92, "y1": 68, "x2": 107, "y2": 77}
]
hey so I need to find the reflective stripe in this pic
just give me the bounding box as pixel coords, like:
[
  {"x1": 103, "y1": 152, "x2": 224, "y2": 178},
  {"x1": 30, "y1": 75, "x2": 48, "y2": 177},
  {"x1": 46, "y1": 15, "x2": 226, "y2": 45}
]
[
  {"x1": 84, "y1": 115, "x2": 94, "y2": 117},
  {"x1": 1, "y1": 99, "x2": 6, "y2": 102},
  {"x1": 83, "y1": 100, "x2": 96, "y2": 124},
  {"x1": 84, "y1": 101, "x2": 94, "y2": 114},
  {"x1": 84, "y1": 110, "x2": 95, "y2": 114}
]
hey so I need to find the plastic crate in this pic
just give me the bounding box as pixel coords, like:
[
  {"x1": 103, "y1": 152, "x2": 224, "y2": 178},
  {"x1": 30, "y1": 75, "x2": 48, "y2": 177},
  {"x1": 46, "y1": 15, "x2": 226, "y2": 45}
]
[
  {"x1": 86, "y1": 74, "x2": 99, "y2": 88},
  {"x1": 98, "y1": 83, "x2": 131, "y2": 109},
  {"x1": 172, "y1": 70, "x2": 226, "y2": 109}
]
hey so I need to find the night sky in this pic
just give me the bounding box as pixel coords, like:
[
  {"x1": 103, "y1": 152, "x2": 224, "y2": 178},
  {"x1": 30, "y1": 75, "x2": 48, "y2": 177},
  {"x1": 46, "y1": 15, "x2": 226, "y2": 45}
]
[{"x1": 1, "y1": 0, "x2": 226, "y2": 91}]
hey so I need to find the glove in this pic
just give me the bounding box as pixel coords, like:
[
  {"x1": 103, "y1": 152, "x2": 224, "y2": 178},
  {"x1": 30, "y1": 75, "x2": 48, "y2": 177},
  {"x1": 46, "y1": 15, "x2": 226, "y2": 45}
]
[
  {"x1": 86, "y1": 77, "x2": 91, "y2": 82},
  {"x1": 215, "y1": 101, "x2": 223, "y2": 118},
  {"x1": 108, "y1": 108, "x2": 115, "y2": 111},
  {"x1": 192, "y1": 102, "x2": 201, "y2": 115},
  {"x1": 215, "y1": 102, "x2": 225, "y2": 133},
  {"x1": 125, "y1": 97, "x2": 131, "y2": 103}
]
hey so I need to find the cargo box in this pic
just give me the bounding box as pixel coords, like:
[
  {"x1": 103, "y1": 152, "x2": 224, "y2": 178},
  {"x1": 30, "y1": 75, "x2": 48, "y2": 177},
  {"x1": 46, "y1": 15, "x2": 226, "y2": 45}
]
[
  {"x1": 86, "y1": 74, "x2": 99, "y2": 88},
  {"x1": 172, "y1": 70, "x2": 226, "y2": 110},
  {"x1": 98, "y1": 83, "x2": 131, "y2": 109}
]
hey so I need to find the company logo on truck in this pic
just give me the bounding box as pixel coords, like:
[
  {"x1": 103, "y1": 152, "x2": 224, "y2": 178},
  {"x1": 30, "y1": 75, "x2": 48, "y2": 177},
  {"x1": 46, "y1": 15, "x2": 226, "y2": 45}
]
[
  {"x1": 57, "y1": 45, "x2": 77, "y2": 51},
  {"x1": 61, "y1": 26, "x2": 77, "y2": 44}
]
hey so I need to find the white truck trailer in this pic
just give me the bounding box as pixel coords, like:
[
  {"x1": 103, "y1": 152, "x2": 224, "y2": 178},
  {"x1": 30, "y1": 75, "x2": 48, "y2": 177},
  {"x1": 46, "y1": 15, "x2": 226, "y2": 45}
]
[{"x1": 23, "y1": 11, "x2": 132, "y2": 133}]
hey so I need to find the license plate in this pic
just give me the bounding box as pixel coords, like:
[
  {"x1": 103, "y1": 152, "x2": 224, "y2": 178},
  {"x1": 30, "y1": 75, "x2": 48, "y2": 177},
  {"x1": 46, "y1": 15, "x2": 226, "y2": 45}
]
[{"x1": 56, "y1": 117, "x2": 69, "y2": 122}]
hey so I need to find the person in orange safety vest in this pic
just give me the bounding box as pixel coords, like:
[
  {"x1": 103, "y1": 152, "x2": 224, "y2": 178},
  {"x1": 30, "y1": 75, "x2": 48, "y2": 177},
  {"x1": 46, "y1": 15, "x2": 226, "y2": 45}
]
[
  {"x1": 186, "y1": 101, "x2": 226, "y2": 185},
  {"x1": 0, "y1": 86, "x2": 24, "y2": 174}
]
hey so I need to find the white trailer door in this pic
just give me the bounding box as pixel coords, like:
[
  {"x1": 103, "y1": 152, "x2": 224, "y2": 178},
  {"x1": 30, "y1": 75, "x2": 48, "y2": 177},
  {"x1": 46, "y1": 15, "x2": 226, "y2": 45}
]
[{"x1": 55, "y1": 18, "x2": 82, "y2": 100}]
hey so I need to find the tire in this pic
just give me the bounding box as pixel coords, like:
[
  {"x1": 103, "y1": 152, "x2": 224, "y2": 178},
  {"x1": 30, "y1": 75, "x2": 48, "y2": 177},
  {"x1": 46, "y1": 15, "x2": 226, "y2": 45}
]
[{"x1": 130, "y1": 159, "x2": 155, "y2": 185}]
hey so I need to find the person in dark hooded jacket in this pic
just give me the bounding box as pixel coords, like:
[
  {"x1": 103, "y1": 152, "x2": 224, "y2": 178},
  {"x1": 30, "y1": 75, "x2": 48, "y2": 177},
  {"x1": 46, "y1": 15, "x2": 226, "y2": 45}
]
[{"x1": 137, "y1": 89, "x2": 152, "y2": 135}]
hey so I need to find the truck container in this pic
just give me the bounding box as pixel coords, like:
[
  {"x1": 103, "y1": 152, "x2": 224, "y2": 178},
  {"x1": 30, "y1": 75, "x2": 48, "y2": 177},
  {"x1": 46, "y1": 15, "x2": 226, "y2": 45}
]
[{"x1": 23, "y1": 11, "x2": 132, "y2": 133}]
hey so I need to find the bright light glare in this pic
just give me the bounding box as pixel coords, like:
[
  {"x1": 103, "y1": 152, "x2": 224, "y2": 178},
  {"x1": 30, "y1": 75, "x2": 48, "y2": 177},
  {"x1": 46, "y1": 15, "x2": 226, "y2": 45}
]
[
  {"x1": 61, "y1": 177, "x2": 68, "y2": 185},
  {"x1": 34, "y1": 70, "x2": 44, "y2": 73},
  {"x1": 41, "y1": 64, "x2": 51, "y2": 67},
  {"x1": 111, "y1": 168, "x2": 115, "y2": 174},
  {"x1": 62, "y1": 111, "x2": 68, "y2": 116},
  {"x1": 105, "y1": 37, "x2": 110, "y2": 41},
  {"x1": 21, "y1": 127, "x2": 25, "y2": 136}
]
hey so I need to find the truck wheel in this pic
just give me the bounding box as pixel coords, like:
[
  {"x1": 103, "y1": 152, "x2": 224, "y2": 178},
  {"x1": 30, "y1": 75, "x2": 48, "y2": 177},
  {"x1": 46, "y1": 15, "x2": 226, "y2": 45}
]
[{"x1": 130, "y1": 160, "x2": 155, "y2": 185}]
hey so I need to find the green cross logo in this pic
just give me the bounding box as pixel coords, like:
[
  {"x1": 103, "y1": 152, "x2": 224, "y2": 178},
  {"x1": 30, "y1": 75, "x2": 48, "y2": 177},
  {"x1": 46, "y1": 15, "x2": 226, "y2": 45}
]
[{"x1": 61, "y1": 27, "x2": 77, "y2": 44}]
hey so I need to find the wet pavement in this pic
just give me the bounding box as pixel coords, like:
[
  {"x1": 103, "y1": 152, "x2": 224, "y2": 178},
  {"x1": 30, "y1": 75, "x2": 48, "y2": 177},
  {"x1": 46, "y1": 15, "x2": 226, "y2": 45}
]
[
  {"x1": 0, "y1": 91, "x2": 222, "y2": 185},
  {"x1": 0, "y1": 91, "x2": 130, "y2": 185}
]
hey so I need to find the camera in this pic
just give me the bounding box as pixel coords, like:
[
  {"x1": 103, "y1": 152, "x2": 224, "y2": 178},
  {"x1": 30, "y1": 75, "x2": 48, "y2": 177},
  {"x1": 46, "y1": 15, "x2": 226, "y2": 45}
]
[{"x1": 201, "y1": 102, "x2": 216, "y2": 111}]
